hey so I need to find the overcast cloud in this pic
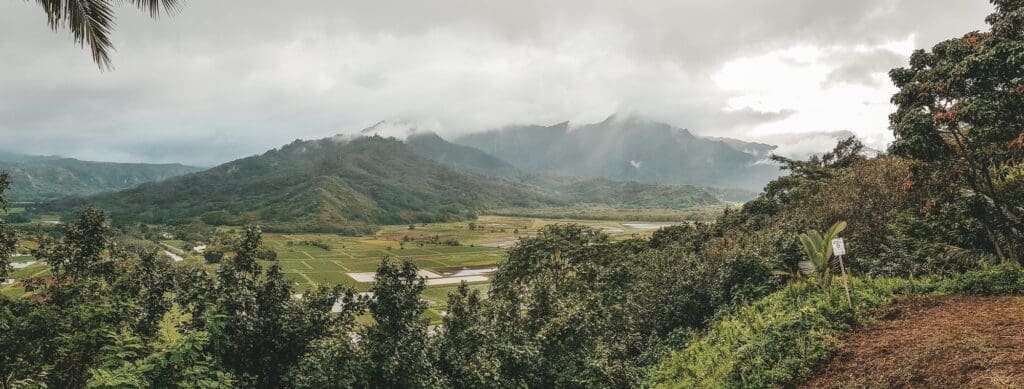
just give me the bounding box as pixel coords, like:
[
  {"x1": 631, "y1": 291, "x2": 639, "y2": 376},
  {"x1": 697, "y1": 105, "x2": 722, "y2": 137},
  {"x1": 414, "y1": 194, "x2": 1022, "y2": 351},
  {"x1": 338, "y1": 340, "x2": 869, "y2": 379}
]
[{"x1": 0, "y1": 0, "x2": 993, "y2": 166}]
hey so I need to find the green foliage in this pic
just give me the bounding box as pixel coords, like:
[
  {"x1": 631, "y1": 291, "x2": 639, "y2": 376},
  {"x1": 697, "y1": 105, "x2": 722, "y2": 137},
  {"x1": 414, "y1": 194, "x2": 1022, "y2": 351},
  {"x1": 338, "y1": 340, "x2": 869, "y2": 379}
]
[
  {"x1": 644, "y1": 278, "x2": 938, "y2": 388},
  {"x1": 865, "y1": 213, "x2": 992, "y2": 277},
  {"x1": 649, "y1": 223, "x2": 713, "y2": 251},
  {"x1": 0, "y1": 173, "x2": 16, "y2": 279},
  {"x1": 35, "y1": 208, "x2": 113, "y2": 283},
  {"x1": 86, "y1": 329, "x2": 235, "y2": 388},
  {"x1": 0, "y1": 156, "x2": 199, "y2": 202},
  {"x1": 888, "y1": 0, "x2": 1024, "y2": 262},
  {"x1": 362, "y1": 259, "x2": 442, "y2": 388},
  {"x1": 797, "y1": 221, "x2": 847, "y2": 291},
  {"x1": 289, "y1": 239, "x2": 330, "y2": 250},
  {"x1": 49, "y1": 136, "x2": 554, "y2": 233},
  {"x1": 202, "y1": 250, "x2": 224, "y2": 264},
  {"x1": 943, "y1": 263, "x2": 1024, "y2": 296},
  {"x1": 434, "y1": 282, "x2": 505, "y2": 388},
  {"x1": 211, "y1": 226, "x2": 348, "y2": 388}
]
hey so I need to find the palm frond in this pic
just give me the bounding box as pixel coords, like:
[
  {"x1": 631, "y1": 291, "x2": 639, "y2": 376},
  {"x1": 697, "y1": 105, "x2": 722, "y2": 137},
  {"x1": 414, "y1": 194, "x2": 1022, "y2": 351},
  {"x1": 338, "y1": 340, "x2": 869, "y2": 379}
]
[
  {"x1": 34, "y1": 0, "x2": 181, "y2": 70},
  {"x1": 35, "y1": 0, "x2": 115, "y2": 70},
  {"x1": 119, "y1": 0, "x2": 182, "y2": 17}
]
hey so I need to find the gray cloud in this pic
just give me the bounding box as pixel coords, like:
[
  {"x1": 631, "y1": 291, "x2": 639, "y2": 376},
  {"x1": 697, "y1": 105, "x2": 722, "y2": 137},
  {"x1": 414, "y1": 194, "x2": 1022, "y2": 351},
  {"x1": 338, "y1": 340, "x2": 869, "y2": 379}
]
[
  {"x1": 822, "y1": 49, "x2": 910, "y2": 87},
  {"x1": 0, "y1": 0, "x2": 994, "y2": 165}
]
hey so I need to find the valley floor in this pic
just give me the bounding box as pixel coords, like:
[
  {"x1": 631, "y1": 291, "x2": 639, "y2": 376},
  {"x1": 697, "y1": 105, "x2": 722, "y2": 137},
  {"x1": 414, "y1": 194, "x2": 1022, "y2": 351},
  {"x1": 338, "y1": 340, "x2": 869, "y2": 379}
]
[
  {"x1": 1, "y1": 214, "x2": 679, "y2": 322},
  {"x1": 803, "y1": 296, "x2": 1024, "y2": 388}
]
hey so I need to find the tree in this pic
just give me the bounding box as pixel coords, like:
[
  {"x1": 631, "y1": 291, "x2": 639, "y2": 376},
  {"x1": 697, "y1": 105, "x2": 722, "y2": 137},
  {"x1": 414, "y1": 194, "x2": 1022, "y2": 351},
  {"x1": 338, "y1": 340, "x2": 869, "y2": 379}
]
[
  {"x1": 888, "y1": 0, "x2": 1024, "y2": 262},
  {"x1": 36, "y1": 207, "x2": 113, "y2": 283},
  {"x1": 210, "y1": 226, "x2": 348, "y2": 388},
  {"x1": 362, "y1": 259, "x2": 441, "y2": 388},
  {"x1": 31, "y1": 0, "x2": 182, "y2": 70},
  {"x1": 0, "y1": 173, "x2": 16, "y2": 279},
  {"x1": 285, "y1": 290, "x2": 368, "y2": 388},
  {"x1": 434, "y1": 282, "x2": 504, "y2": 388},
  {"x1": 121, "y1": 251, "x2": 175, "y2": 337}
]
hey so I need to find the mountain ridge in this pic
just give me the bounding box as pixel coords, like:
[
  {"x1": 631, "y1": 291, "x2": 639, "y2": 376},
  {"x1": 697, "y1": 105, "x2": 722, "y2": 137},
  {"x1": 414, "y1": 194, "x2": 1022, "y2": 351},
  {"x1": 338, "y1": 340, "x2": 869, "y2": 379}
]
[
  {"x1": 0, "y1": 153, "x2": 202, "y2": 201},
  {"x1": 454, "y1": 115, "x2": 782, "y2": 191}
]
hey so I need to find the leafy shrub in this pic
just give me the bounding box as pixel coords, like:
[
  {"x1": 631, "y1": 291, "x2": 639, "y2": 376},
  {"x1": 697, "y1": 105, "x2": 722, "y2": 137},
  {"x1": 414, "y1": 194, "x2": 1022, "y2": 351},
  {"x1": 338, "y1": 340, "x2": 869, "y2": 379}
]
[
  {"x1": 288, "y1": 240, "x2": 330, "y2": 251},
  {"x1": 644, "y1": 278, "x2": 935, "y2": 388},
  {"x1": 203, "y1": 250, "x2": 224, "y2": 264},
  {"x1": 943, "y1": 263, "x2": 1024, "y2": 296},
  {"x1": 256, "y1": 247, "x2": 277, "y2": 261}
]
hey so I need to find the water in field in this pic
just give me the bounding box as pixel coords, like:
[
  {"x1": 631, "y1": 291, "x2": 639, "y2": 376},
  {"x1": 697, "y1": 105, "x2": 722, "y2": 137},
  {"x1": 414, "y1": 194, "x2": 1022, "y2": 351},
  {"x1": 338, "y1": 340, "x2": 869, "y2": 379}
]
[{"x1": 622, "y1": 223, "x2": 672, "y2": 230}]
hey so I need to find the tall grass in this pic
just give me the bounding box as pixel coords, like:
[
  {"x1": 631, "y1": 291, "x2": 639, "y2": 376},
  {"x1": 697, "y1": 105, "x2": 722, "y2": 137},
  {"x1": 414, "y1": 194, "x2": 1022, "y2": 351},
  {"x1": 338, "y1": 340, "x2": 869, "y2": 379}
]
[
  {"x1": 644, "y1": 265, "x2": 1024, "y2": 388},
  {"x1": 644, "y1": 278, "x2": 937, "y2": 388}
]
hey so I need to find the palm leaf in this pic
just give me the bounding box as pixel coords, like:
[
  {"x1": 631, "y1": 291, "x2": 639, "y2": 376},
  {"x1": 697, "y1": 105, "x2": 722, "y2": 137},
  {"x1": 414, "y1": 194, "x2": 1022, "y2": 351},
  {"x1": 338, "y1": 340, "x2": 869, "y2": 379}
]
[{"x1": 34, "y1": 0, "x2": 181, "y2": 70}]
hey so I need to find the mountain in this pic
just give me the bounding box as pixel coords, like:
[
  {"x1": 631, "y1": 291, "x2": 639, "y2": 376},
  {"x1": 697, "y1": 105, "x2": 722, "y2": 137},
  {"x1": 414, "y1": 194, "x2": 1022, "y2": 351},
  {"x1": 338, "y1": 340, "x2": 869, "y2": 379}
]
[
  {"x1": 0, "y1": 153, "x2": 201, "y2": 201},
  {"x1": 454, "y1": 115, "x2": 782, "y2": 191},
  {"x1": 405, "y1": 132, "x2": 518, "y2": 177},
  {"x1": 403, "y1": 130, "x2": 754, "y2": 205},
  {"x1": 49, "y1": 136, "x2": 558, "y2": 234},
  {"x1": 703, "y1": 137, "x2": 777, "y2": 159}
]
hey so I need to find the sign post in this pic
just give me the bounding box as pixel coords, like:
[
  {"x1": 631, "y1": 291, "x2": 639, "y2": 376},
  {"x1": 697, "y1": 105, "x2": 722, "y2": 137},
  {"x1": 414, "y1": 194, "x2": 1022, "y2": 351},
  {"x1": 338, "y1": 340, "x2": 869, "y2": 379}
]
[{"x1": 831, "y1": 238, "x2": 852, "y2": 307}]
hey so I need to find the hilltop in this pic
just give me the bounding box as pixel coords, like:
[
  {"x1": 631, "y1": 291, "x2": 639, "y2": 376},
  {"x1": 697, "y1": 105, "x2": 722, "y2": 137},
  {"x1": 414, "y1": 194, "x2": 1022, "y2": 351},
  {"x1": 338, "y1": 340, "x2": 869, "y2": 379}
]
[
  {"x1": 0, "y1": 152, "x2": 201, "y2": 201},
  {"x1": 49, "y1": 136, "x2": 556, "y2": 233}
]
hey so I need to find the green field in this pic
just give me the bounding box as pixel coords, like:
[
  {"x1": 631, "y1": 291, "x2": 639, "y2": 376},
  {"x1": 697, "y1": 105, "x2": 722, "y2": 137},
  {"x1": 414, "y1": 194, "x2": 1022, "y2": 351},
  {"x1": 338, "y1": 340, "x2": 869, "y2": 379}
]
[
  {"x1": 2, "y1": 215, "x2": 683, "y2": 322},
  {"x1": 2, "y1": 207, "x2": 25, "y2": 215}
]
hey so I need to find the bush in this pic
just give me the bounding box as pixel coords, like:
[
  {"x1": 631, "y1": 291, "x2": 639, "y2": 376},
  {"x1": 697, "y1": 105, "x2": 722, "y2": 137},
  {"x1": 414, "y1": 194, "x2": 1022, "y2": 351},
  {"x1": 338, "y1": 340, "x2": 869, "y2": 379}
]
[
  {"x1": 644, "y1": 278, "x2": 935, "y2": 388},
  {"x1": 288, "y1": 240, "x2": 330, "y2": 251},
  {"x1": 943, "y1": 263, "x2": 1024, "y2": 296},
  {"x1": 256, "y1": 247, "x2": 277, "y2": 261},
  {"x1": 204, "y1": 250, "x2": 225, "y2": 264}
]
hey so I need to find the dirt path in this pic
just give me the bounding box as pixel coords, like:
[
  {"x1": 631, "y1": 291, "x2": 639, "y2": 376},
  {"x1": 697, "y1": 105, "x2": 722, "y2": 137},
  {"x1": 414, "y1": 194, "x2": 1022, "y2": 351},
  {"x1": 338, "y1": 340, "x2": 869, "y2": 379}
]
[{"x1": 803, "y1": 296, "x2": 1024, "y2": 388}]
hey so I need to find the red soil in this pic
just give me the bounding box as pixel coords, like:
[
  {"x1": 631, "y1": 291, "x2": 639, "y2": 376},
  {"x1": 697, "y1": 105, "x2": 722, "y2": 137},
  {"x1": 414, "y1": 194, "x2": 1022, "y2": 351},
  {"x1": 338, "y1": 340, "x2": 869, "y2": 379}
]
[{"x1": 803, "y1": 296, "x2": 1024, "y2": 388}]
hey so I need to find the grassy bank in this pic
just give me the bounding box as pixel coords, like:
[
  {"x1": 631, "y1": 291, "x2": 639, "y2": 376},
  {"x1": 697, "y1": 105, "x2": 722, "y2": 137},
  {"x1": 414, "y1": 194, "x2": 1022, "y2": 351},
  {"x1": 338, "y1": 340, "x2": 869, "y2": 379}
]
[{"x1": 645, "y1": 265, "x2": 1024, "y2": 388}]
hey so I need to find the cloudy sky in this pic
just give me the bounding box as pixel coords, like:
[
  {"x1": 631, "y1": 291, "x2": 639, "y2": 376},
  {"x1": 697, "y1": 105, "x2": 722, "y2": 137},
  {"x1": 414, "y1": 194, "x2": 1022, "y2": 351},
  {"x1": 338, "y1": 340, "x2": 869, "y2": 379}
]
[{"x1": 0, "y1": 0, "x2": 994, "y2": 166}]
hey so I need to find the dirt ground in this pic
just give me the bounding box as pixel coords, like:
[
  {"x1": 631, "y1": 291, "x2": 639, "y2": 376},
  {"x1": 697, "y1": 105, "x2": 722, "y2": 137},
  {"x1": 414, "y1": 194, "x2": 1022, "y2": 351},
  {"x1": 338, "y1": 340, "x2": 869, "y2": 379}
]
[{"x1": 803, "y1": 296, "x2": 1024, "y2": 389}]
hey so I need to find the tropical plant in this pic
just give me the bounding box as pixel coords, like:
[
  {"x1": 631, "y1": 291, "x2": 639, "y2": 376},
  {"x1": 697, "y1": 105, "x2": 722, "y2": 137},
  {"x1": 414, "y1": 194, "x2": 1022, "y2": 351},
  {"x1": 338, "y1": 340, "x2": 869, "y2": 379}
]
[
  {"x1": 797, "y1": 221, "x2": 847, "y2": 292},
  {"x1": 888, "y1": 0, "x2": 1024, "y2": 263},
  {"x1": 31, "y1": 0, "x2": 182, "y2": 70}
]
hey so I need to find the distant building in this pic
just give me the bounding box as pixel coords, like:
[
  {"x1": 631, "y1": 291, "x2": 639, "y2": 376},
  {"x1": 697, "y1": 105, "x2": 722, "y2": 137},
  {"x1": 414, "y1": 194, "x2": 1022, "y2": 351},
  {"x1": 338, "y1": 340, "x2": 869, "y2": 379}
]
[{"x1": 193, "y1": 244, "x2": 207, "y2": 253}]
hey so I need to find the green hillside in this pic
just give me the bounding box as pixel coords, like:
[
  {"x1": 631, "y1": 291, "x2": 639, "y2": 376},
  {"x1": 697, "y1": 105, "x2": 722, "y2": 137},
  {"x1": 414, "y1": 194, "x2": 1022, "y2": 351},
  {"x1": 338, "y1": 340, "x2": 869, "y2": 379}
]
[
  {"x1": 45, "y1": 134, "x2": 736, "y2": 232},
  {"x1": 0, "y1": 155, "x2": 201, "y2": 201},
  {"x1": 48, "y1": 136, "x2": 558, "y2": 233},
  {"x1": 405, "y1": 132, "x2": 519, "y2": 177}
]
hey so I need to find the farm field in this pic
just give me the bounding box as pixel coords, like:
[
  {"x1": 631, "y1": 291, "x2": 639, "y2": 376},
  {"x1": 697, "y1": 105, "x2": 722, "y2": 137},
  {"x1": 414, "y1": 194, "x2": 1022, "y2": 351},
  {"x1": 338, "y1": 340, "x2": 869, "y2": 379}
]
[
  {"x1": 2, "y1": 215, "x2": 681, "y2": 321},
  {"x1": 256, "y1": 215, "x2": 676, "y2": 320}
]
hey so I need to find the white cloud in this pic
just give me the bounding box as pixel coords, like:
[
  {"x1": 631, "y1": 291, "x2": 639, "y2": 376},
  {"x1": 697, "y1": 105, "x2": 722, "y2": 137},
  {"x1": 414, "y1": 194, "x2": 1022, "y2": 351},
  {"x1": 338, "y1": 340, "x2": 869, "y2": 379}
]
[
  {"x1": 711, "y1": 37, "x2": 917, "y2": 152},
  {"x1": 0, "y1": 0, "x2": 994, "y2": 165}
]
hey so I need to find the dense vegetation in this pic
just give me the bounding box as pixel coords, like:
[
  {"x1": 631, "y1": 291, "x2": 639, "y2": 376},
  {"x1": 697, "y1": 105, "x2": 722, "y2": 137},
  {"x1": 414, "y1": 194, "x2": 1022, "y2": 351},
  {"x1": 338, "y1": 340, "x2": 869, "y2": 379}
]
[
  {"x1": 0, "y1": 153, "x2": 200, "y2": 202},
  {"x1": 0, "y1": 1, "x2": 1021, "y2": 387},
  {"x1": 43, "y1": 135, "x2": 735, "y2": 233},
  {"x1": 646, "y1": 266, "x2": 1024, "y2": 388},
  {"x1": 46, "y1": 136, "x2": 558, "y2": 234}
]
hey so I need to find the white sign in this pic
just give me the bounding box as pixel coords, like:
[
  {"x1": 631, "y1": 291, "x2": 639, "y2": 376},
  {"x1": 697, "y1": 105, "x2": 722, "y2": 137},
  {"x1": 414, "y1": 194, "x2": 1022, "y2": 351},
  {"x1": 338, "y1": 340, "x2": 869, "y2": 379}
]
[{"x1": 831, "y1": 238, "x2": 846, "y2": 256}]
